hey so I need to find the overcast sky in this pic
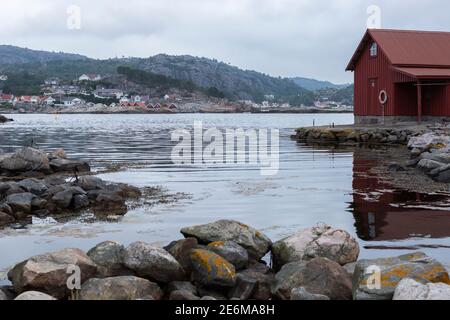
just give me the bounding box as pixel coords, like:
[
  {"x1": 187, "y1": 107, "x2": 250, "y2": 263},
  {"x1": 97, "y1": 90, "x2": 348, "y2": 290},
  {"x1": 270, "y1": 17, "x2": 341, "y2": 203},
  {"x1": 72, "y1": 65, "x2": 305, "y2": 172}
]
[{"x1": 1, "y1": 0, "x2": 450, "y2": 83}]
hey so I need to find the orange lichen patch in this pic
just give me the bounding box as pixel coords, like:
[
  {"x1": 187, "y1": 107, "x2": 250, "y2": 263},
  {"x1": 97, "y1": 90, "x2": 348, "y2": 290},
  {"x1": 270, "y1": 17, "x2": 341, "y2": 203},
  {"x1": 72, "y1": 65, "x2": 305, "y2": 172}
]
[
  {"x1": 428, "y1": 143, "x2": 447, "y2": 149},
  {"x1": 208, "y1": 241, "x2": 225, "y2": 248},
  {"x1": 360, "y1": 264, "x2": 450, "y2": 288},
  {"x1": 191, "y1": 249, "x2": 236, "y2": 281}
]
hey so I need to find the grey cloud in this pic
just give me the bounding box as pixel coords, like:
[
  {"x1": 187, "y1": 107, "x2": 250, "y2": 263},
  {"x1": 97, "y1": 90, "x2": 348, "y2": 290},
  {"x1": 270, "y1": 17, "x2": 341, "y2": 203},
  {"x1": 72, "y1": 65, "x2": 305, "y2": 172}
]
[{"x1": 1, "y1": 0, "x2": 450, "y2": 83}]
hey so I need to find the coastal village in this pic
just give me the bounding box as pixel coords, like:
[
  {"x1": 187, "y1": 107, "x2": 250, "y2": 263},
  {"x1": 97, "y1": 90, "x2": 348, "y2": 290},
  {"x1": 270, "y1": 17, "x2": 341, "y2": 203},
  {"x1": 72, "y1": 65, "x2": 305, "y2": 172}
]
[{"x1": 0, "y1": 72, "x2": 353, "y2": 114}]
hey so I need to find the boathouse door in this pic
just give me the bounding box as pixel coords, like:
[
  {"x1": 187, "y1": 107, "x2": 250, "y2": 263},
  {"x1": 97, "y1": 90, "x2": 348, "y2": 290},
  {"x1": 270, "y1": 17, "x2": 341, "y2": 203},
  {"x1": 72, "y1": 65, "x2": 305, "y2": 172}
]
[{"x1": 367, "y1": 78, "x2": 379, "y2": 115}]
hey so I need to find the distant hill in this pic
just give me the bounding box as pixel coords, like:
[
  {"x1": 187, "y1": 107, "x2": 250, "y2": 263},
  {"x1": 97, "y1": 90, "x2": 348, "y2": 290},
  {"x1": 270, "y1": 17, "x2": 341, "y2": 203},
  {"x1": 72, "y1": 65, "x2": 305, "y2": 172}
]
[
  {"x1": 315, "y1": 84, "x2": 354, "y2": 105},
  {"x1": 0, "y1": 45, "x2": 319, "y2": 104},
  {"x1": 291, "y1": 77, "x2": 349, "y2": 91},
  {"x1": 0, "y1": 45, "x2": 88, "y2": 65},
  {"x1": 134, "y1": 54, "x2": 313, "y2": 102}
]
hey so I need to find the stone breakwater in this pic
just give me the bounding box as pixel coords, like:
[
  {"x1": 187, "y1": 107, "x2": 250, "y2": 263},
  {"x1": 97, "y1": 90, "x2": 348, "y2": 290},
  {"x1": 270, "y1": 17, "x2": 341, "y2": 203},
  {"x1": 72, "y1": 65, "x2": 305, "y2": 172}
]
[
  {"x1": 292, "y1": 127, "x2": 420, "y2": 145},
  {"x1": 1, "y1": 220, "x2": 450, "y2": 301},
  {"x1": 293, "y1": 124, "x2": 450, "y2": 185},
  {"x1": 0, "y1": 147, "x2": 141, "y2": 228}
]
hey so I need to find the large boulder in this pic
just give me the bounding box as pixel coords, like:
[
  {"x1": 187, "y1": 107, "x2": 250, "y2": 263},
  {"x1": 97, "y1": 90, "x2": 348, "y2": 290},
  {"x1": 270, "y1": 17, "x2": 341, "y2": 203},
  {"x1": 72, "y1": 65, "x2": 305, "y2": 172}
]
[
  {"x1": 8, "y1": 248, "x2": 97, "y2": 298},
  {"x1": 78, "y1": 276, "x2": 162, "y2": 300},
  {"x1": 17, "y1": 179, "x2": 48, "y2": 195},
  {"x1": 230, "y1": 267, "x2": 275, "y2": 300},
  {"x1": 181, "y1": 220, "x2": 272, "y2": 260},
  {"x1": 76, "y1": 176, "x2": 107, "y2": 191},
  {"x1": 393, "y1": 278, "x2": 450, "y2": 300},
  {"x1": 5, "y1": 192, "x2": 35, "y2": 215},
  {"x1": 271, "y1": 224, "x2": 359, "y2": 270},
  {"x1": 190, "y1": 249, "x2": 236, "y2": 287},
  {"x1": 122, "y1": 242, "x2": 185, "y2": 283},
  {"x1": 165, "y1": 238, "x2": 199, "y2": 275},
  {"x1": 207, "y1": 241, "x2": 249, "y2": 270},
  {"x1": 87, "y1": 241, "x2": 129, "y2": 277},
  {"x1": 353, "y1": 252, "x2": 450, "y2": 300},
  {"x1": 272, "y1": 258, "x2": 352, "y2": 300},
  {"x1": 14, "y1": 291, "x2": 57, "y2": 300},
  {"x1": 417, "y1": 159, "x2": 445, "y2": 172},
  {"x1": 1, "y1": 147, "x2": 50, "y2": 172}
]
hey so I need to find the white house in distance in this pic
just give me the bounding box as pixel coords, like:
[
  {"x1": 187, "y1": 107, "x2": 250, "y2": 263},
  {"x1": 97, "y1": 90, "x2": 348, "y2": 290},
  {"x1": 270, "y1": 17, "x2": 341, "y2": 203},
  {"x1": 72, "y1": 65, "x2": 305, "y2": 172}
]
[{"x1": 78, "y1": 74, "x2": 102, "y2": 82}]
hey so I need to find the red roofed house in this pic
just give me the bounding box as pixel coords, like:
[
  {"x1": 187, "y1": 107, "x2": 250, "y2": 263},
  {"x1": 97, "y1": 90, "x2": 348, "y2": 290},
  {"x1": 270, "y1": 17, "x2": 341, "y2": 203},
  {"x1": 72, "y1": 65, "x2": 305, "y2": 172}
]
[{"x1": 347, "y1": 29, "x2": 450, "y2": 124}]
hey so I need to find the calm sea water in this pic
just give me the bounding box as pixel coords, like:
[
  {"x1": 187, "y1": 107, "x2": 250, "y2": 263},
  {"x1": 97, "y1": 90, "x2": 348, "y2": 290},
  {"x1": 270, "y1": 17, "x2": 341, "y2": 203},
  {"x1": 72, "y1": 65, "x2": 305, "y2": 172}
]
[{"x1": 1, "y1": 113, "x2": 450, "y2": 280}]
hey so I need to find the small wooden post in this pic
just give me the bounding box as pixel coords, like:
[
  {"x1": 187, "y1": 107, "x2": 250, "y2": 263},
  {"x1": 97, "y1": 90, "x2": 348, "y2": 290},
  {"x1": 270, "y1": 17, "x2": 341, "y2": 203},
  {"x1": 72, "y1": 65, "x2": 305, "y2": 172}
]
[{"x1": 417, "y1": 81, "x2": 422, "y2": 124}]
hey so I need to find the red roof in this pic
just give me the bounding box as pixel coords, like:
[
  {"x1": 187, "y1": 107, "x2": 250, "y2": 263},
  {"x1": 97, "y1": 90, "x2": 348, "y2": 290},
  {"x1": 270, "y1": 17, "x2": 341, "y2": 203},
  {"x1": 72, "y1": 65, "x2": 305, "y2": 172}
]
[
  {"x1": 347, "y1": 29, "x2": 450, "y2": 71},
  {"x1": 395, "y1": 67, "x2": 450, "y2": 79}
]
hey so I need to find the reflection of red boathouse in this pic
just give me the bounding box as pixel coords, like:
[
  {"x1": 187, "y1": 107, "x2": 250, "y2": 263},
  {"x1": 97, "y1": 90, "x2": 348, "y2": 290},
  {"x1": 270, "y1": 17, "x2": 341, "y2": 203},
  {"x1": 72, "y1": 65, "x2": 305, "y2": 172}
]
[{"x1": 350, "y1": 148, "x2": 450, "y2": 241}]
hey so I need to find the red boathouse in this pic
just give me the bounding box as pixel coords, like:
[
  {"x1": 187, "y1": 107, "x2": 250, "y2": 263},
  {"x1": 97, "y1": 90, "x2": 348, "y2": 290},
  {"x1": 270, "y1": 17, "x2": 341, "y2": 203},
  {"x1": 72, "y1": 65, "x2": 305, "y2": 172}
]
[{"x1": 346, "y1": 29, "x2": 450, "y2": 124}]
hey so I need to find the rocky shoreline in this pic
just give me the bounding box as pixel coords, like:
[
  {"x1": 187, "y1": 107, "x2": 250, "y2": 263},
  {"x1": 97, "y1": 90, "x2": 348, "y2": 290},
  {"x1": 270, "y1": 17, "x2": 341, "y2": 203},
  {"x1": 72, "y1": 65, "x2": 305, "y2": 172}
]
[
  {"x1": 292, "y1": 123, "x2": 450, "y2": 186},
  {"x1": 1, "y1": 221, "x2": 449, "y2": 300},
  {"x1": 0, "y1": 147, "x2": 144, "y2": 228}
]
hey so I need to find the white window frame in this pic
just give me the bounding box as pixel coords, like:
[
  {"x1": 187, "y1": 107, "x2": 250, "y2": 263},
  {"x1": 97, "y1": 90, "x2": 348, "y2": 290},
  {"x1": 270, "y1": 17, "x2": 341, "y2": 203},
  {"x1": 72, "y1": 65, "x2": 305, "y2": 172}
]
[{"x1": 370, "y1": 42, "x2": 378, "y2": 57}]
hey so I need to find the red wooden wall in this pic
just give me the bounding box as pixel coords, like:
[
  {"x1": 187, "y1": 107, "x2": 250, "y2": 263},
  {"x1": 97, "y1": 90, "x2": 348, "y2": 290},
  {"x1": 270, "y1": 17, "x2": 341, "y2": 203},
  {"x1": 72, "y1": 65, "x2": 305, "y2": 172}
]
[{"x1": 354, "y1": 38, "x2": 395, "y2": 116}]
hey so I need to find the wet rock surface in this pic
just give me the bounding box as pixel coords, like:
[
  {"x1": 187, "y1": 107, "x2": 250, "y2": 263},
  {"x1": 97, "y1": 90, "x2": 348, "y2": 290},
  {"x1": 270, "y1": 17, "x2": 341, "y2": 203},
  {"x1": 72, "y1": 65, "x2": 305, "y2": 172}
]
[{"x1": 0, "y1": 147, "x2": 144, "y2": 228}]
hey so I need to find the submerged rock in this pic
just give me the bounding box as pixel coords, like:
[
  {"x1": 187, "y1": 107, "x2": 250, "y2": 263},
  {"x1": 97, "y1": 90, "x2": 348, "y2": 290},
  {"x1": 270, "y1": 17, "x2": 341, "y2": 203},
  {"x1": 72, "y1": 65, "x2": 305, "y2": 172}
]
[
  {"x1": 8, "y1": 248, "x2": 97, "y2": 298},
  {"x1": 353, "y1": 252, "x2": 450, "y2": 300},
  {"x1": 14, "y1": 291, "x2": 57, "y2": 300},
  {"x1": 272, "y1": 257, "x2": 352, "y2": 300},
  {"x1": 122, "y1": 242, "x2": 185, "y2": 283},
  {"x1": 181, "y1": 220, "x2": 272, "y2": 260},
  {"x1": 78, "y1": 276, "x2": 162, "y2": 300},
  {"x1": 271, "y1": 224, "x2": 359, "y2": 270},
  {"x1": 393, "y1": 278, "x2": 450, "y2": 300},
  {"x1": 190, "y1": 249, "x2": 236, "y2": 287}
]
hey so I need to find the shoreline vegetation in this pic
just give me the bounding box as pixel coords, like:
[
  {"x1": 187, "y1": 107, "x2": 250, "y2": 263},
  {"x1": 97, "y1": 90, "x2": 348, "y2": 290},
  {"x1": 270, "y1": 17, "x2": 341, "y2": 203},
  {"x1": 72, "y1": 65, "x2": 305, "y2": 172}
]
[{"x1": 1, "y1": 121, "x2": 450, "y2": 300}]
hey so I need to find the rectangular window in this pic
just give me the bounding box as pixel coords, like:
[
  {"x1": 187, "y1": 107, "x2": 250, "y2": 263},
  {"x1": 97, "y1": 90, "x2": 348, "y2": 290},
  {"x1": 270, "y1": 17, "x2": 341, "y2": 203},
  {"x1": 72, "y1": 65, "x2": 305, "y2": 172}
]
[{"x1": 370, "y1": 42, "x2": 378, "y2": 57}]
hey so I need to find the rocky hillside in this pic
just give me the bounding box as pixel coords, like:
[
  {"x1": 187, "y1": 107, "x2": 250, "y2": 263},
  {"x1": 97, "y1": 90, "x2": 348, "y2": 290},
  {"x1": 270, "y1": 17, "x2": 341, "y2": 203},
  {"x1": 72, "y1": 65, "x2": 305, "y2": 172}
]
[
  {"x1": 0, "y1": 45, "x2": 318, "y2": 104},
  {"x1": 291, "y1": 77, "x2": 349, "y2": 91},
  {"x1": 134, "y1": 54, "x2": 310, "y2": 102},
  {"x1": 0, "y1": 45, "x2": 88, "y2": 65}
]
